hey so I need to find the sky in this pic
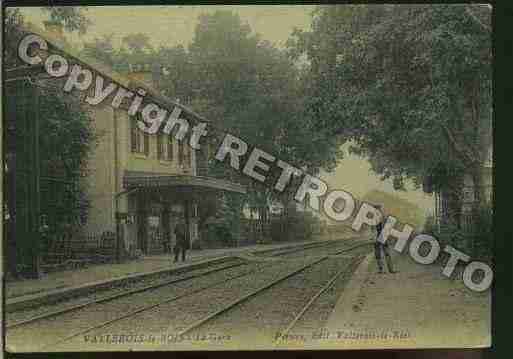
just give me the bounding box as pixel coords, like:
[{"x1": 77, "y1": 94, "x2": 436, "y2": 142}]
[
  {"x1": 18, "y1": 5, "x2": 435, "y2": 217},
  {"x1": 19, "y1": 5, "x2": 317, "y2": 49}
]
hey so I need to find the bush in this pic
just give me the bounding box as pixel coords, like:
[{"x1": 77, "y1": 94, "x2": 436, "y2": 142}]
[
  {"x1": 436, "y1": 217, "x2": 463, "y2": 250},
  {"x1": 471, "y1": 204, "x2": 493, "y2": 260},
  {"x1": 201, "y1": 223, "x2": 235, "y2": 248},
  {"x1": 430, "y1": 203, "x2": 493, "y2": 261},
  {"x1": 423, "y1": 215, "x2": 437, "y2": 236},
  {"x1": 271, "y1": 212, "x2": 319, "y2": 242}
]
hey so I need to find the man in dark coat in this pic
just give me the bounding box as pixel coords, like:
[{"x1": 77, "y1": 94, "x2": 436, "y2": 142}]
[
  {"x1": 174, "y1": 223, "x2": 188, "y2": 262},
  {"x1": 374, "y1": 205, "x2": 396, "y2": 274}
]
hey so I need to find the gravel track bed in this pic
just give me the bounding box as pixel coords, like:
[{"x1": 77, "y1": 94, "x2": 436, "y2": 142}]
[
  {"x1": 279, "y1": 254, "x2": 366, "y2": 345},
  {"x1": 178, "y1": 256, "x2": 362, "y2": 349},
  {"x1": 330, "y1": 244, "x2": 373, "y2": 259},
  {"x1": 6, "y1": 259, "x2": 262, "y2": 351},
  {"x1": 9, "y1": 240, "x2": 360, "y2": 325},
  {"x1": 261, "y1": 239, "x2": 361, "y2": 259},
  {"x1": 6, "y1": 241, "x2": 369, "y2": 351},
  {"x1": 6, "y1": 258, "x2": 247, "y2": 325},
  {"x1": 52, "y1": 257, "x2": 320, "y2": 351}
]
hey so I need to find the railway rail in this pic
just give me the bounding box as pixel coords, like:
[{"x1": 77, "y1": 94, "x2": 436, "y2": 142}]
[
  {"x1": 6, "y1": 239, "x2": 372, "y2": 351},
  {"x1": 6, "y1": 259, "x2": 248, "y2": 329},
  {"x1": 176, "y1": 245, "x2": 368, "y2": 339},
  {"x1": 7, "y1": 239, "x2": 360, "y2": 328},
  {"x1": 273, "y1": 254, "x2": 364, "y2": 346}
]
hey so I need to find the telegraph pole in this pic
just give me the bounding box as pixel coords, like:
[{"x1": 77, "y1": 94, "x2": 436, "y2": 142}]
[
  {"x1": 23, "y1": 78, "x2": 42, "y2": 278},
  {"x1": 30, "y1": 81, "x2": 41, "y2": 278}
]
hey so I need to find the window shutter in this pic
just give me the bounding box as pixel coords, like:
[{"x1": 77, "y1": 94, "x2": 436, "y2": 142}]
[
  {"x1": 178, "y1": 140, "x2": 184, "y2": 166},
  {"x1": 184, "y1": 143, "x2": 190, "y2": 167},
  {"x1": 130, "y1": 117, "x2": 137, "y2": 152},
  {"x1": 167, "y1": 135, "x2": 173, "y2": 160},
  {"x1": 144, "y1": 132, "x2": 149, "y2": 156},
  {"x1": 157, "y1": 133, "x2": 163, "y2": 160}
]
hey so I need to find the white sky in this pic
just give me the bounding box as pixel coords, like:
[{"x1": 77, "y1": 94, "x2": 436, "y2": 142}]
[
  {"x1": 18, "y1": 5, "x2": 435, "y2": 217},
  {"x1": 19, "y1": 5, "x2": 317, "y2": 49}
]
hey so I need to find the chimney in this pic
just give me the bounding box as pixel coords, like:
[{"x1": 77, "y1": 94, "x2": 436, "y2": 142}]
[
  {"x1": 43, "y1": 20, "x2": 65, "y2": 44},
  {"x1": 127, "y1": 63, "x2": 154, "y2": 89}
]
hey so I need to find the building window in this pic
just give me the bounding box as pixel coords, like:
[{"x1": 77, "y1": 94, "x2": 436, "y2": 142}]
[
  {"x1": 167, "y1": 135, "x2": 173, "y2": 161},
  {"x1": 144, "y1": 131, "x2": 149, "y2": 156},
  {"x1": 157, "y1": 133, "x2": 164, "y2": 160},
  {"x1": 130, "y1": 116, "x2": 137, "y2": 152},
  {"x1": 178, "y1": 139, "x2": 191, "y2": 167},
  {"x1": 178, "y1": 139, "x2": 184, "y2": 166},
  {"x1": 184, "y1": 142, "x2": 191, "y2": 167},
  {"x1": 131, "y1": 114, "x2": 149, "y2": 155},
  {"x1": 158, "y1": 133, "x2": 174, "y2": 161}
]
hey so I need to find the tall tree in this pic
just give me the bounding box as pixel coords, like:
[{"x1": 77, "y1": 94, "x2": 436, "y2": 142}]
[
  {"x1": 289, "y1": 4, "x2": 492, "y2": 219},
  {"x1": 122, "y1": 33, "x2": 153, "y2": 53},
  {"x1": 41, "y1": 6, "x2": 91, "y2": 34},
  {"x1": 182, "y1": 11, "x2": 342, "y2": 236},
  {"x1": 77, "y1": 10, "x2": 343, "y2": 241},
  {"x1": 4, "y1": 9, "x2": 97, "y2": 276},
  {"x1": 81, "y1": 34, "x2": 117, "y2": 67}
]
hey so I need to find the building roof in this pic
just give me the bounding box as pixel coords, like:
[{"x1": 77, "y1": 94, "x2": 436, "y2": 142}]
[
  {"x1": 123, "y1": 170, "x2": 246, "y2": 194},
  {"x1": 19, "y1": 23, "x2": 209, "y2": 123},
  {"x1": 21, "y1": 25, "x2": 246, "y2": 196}
]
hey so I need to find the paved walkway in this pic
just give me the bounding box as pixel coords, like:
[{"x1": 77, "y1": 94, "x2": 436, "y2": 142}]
[
  {"x1": 311, "y1": 252, "x2": 491, "y2": 349},
  {"x1": 5, "y1": 240, "x2": 324, "y2": 300}
]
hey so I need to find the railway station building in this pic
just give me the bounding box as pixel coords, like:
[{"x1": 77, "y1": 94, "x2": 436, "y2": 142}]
[{"x1": 32, "y1": 25, "x2": 246, "y2": 259}]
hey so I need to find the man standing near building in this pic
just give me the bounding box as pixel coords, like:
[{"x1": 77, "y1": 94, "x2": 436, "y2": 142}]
[
  {"x1": 174, "y1": 222, "x2": 188, "y2": 262},
  {"x1": 374, "y1": 205, "x2": 396, "y2": 274}
]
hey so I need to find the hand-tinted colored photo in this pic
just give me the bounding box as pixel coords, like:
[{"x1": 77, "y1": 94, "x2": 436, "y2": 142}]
[{"x1": 3, "y1": 4, "x2": 492, "y2": 352}]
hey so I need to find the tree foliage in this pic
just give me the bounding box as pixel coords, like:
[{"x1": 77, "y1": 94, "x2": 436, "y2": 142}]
[
  {"x1": 4, "y1": 8, "x2": 97, "y2": 266},
  {"x1": 180, "y1": 11, "x2": 342, "y2": 230},
  {"x1": 289, "y1": 4, "x2": 492, "y2": 206},
  {"x1": 80, "y1": 11, "x2": 343, "y2": 234},
  {"x1": 41, "y1": 6, "x2": 91, "y2": 35}
]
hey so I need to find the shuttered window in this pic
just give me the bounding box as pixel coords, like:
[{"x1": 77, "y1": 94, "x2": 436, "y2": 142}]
[
  {"x1": 157, "y1": 133, "x2": 164, "y2": 160},
  {"x1": 130, "y1": 116, "x2": 138, "y2": 153},
  {"x1": 167, "y1": 135, "x2": 173, "y2": 161},
  {"x1": 178, "y1": 139, "x2": 184, "y2": 166},
  {"x1": 131, "y1": 114, "x2": 149, "y2": 156},
  {"x1": 143, "y1": 131, "x2": 149, "y2": 156},
  {"x1": 183, "y1": 142, "x2": 191, "y2": 167}
]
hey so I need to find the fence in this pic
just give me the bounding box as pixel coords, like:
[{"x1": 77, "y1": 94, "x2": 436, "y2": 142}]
[
  {"x1": 41, "y1": 230, "x2": 117, "y2": 272},
  {"x1": 195, "y1": 219, "x2": 270, "y2": 249},
  {"x1": 460, "y1": 212, "x2": 475, "y2": 234}
]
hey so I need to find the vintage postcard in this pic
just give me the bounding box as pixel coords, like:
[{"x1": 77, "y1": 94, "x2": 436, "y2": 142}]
[{"x1": 3, "y1": 3, "x2": 492, "y2": 352}]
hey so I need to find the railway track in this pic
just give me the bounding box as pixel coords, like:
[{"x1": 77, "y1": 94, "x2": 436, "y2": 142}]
[
  {"x1": 255, "y1": 238, "x2": 359, "y2": 258},
  {"x1": 6, "y1": 259, "x2": 248, "y2": 329},
  {"x1": 176, "y1": 245, "x2": 368, "y2": 340},
  {"x1": 7, "y1": 239, "x2": 358, "y2": 329},
  {"x1": 273, "y1": 254, "x2": 364, "y2": 347},
  {"x1": 175, "y1": 256, "x2": 329, "y2": 337},
  {"x1": 6, "y1": 239, "x2": 371, "y2": 351}
]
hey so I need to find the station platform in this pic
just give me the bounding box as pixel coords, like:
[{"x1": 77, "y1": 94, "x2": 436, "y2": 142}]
[
  {"x1": 319, "y1": 251, "x2": 491, "y2": 350},
  {"x1": 5, "y1": 239, "x2": 328, "y2": 301}
]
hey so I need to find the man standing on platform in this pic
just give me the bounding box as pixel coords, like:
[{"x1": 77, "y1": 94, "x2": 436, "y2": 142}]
[
  {"x1": 374, "y1": 204, "x2": 397, "y2": 274},
  {"x1": 174, "y1": 223, "x2": 188, "y2": 262}
]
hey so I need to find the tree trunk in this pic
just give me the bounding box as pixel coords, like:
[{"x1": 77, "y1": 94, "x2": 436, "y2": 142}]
[
  {"x1": 471, "y1": 167, "x2": 486, "y2": 210},
  {"x1": 469, "y1": 80, "x2": 488, "y2": 210},
  {"x1": 5, "y1": 162, "x2": 19, "y2": 279},
  {"x1": 258, "y1": 207, "x2": 263, "y2": 242},
  {"x1": 442, "y1": 173, "x2": 464, "y2": 231},
  {"x1": 261, "y1": 206, "x2": 267, "y2": 240}
]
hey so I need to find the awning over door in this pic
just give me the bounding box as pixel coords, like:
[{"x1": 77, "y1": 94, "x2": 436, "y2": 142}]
[{"x1": 122, "y1": 170, "x2": 246, "y2": 194}]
